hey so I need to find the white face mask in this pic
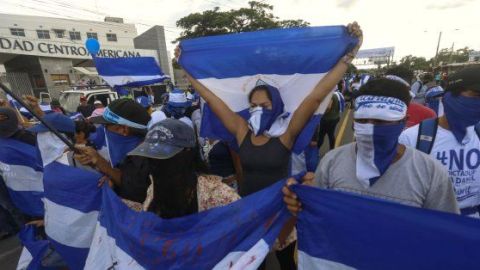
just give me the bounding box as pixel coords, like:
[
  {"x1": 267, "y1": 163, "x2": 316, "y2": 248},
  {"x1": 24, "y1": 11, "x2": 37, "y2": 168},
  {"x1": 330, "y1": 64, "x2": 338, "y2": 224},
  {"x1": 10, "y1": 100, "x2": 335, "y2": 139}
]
[
  {"x1": 354, "y1": 122, "x2": 378, "y2": 188},
  {"x1": 247, "y1": 106, "x2": 264, "y2": 136},
  {"x1": 37, "y1": 132, "x2": 68, "y2": 167}
]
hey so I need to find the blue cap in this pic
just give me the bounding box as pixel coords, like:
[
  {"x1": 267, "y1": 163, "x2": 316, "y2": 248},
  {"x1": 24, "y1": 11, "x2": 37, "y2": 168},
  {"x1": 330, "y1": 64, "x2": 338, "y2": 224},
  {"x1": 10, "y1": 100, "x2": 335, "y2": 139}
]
[
  {"x1": 136, "y1": 96, "x2": 151, "y2": 108},
  {"x1": 29, "y1": 112, "x2": 75, "y2": 134}
]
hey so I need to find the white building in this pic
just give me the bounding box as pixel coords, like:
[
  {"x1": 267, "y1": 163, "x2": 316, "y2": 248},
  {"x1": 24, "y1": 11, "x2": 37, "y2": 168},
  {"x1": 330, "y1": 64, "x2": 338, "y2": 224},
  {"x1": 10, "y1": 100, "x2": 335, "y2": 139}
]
[{"x1": 0, "y1": 13, "x2": 171, "y2": 98}]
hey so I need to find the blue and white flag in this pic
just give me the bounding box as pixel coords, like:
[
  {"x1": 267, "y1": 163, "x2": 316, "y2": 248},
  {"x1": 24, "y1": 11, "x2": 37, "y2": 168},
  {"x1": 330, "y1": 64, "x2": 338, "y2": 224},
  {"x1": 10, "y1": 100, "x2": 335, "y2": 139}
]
[
  {"x1": 0, "y1": 138, "x2": 44, "y2": 217},
  {"x1": 179, "y1": 26, "x2": 357, "y2": 153},
  {"x1": 17, "y1": 225, "x2": 50, "y2": 270},
  {"x1": 42, "y1": 159, "x2": 102, "y2": 270},
  {"x1": 94, "y1": 56, "x2": 169, "y2": 89},
  {"x1": 85, "y1": 181, "x2": 290, "y2": 269},
  {"x1": 292, "y1": 184, "x2": 480, "y2": 270}
]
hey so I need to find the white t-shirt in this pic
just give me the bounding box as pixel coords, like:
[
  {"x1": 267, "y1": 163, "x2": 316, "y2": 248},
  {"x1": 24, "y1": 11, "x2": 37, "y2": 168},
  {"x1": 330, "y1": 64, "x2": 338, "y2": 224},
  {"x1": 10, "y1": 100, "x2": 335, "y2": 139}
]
[{"x1": 400, "y1": 124, "x2": 480, "y2": 217}]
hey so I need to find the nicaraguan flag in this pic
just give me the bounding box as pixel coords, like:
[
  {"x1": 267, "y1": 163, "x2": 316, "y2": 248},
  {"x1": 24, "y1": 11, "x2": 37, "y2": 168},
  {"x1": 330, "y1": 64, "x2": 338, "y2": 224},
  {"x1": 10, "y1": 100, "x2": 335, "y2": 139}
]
[
  {"x1": 94, "y1": 56, "x2": 170, "y2": 89},
  {"x1": 292, "y1": 185, "x2": 480, "y2": 270},
  {"x1": 179, "y1": 26, "x2": 357, "y2": 153},
  {"x1": 0, "y1": 137, "x2": 44, "y2": 217},
  {"x1": 16, "y1": 225, "x2": 51, "y2": 270},
  {"x1": 42, "y1": 159, "x2": 102, "y2": 270},
  {"x1": 85, "y1": 181, "x2": 290, "y2": 269}
]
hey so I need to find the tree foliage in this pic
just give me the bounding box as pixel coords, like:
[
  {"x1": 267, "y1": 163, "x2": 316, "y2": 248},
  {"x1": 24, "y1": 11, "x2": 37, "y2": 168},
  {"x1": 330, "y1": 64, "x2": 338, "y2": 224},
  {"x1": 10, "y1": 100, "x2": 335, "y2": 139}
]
[
  {"x1": 174, "y1": 1, "x2": 310, "y2": 42},
  {"x1": 399, "y1": 55, "x2": 431, "y2": 71},
  {"x1": 433, "y1": 46, "x2": 473, "y2": 65}
]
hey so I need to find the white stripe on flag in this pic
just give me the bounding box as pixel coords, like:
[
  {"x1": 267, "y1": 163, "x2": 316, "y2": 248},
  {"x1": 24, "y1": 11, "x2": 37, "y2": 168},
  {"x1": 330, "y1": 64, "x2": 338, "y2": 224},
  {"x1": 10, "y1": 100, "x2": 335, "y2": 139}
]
[
  {"x1": 198, "y1": 72, "x2": 330, "y2": 113},
  {"x1": 101, "y1": 75, "x2": 169, "y2": 86},
  {"x1": 213, "y1": 239, "x2": 269, "y2": 270},
  {"x1": 85, "y1": 222, "x2": 144, "y2": 269},
  {"x1": 0, "y1": 162, "x2": 43, "y2": 192},
  {"x1": 44, "y1": 198, "x2": 99, "y2": 248},
  {"x1": 298, "y1": 250, "x2": 356, "y2": 270},
  {"x1": 16, "y1": 247, "x2": 33, "y2": 270}
]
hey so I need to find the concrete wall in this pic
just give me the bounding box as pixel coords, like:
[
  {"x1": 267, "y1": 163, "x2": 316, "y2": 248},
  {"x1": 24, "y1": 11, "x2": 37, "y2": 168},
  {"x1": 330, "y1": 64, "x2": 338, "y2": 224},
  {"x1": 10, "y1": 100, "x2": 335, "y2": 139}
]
[
  {"x1": 133, "y1": 26, "x2": 172, "y2": 78},
  {"x1": 38, "y1": 57, "x2": 74, "y2": 98},
  {"x1": 0, "y1": 13, "x2": 138, "y2": 49}
]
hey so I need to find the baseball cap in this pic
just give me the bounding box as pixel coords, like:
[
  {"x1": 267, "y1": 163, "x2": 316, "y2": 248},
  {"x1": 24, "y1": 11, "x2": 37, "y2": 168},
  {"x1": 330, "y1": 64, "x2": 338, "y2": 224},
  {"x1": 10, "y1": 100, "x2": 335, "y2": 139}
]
[
  {"x1": 447, "y1": 67, "x2": 480, "y2": 93},
  {"x1": 128, "y1": 118, "x2": 196, "y2": 159},
  {"x1": 0, "y1": 108, "x2": 19, "y2": 138},
  {"x1": 90, "y1": 98, "x2": 151, "y2": 129},
  {"x1": 94, "y1": 100, "x2": 102, "y2": 105},
  {"x1": 168, "y1": 89, "x2": 190, "y2": 108},
  {"x1": 29, "y1": 112, "x2": 75, "y2": 134}
]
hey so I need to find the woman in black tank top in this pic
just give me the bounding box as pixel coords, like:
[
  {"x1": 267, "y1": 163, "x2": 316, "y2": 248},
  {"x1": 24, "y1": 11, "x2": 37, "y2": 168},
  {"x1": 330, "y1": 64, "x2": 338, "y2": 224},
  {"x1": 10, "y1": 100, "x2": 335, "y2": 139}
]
[{"x1": 176, "y1": 22, "x2": 362, "y2": 270}]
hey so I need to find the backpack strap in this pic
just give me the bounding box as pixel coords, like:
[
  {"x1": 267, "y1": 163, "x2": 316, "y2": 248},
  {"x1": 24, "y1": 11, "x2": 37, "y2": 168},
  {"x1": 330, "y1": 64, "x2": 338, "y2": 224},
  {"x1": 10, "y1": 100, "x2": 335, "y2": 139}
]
[
  {"x1": 416, "y1": 118, "x2": 439, "y2": 154},
  {"x1": 475, "y1": 122, "x2": 480, "y2": 140}
]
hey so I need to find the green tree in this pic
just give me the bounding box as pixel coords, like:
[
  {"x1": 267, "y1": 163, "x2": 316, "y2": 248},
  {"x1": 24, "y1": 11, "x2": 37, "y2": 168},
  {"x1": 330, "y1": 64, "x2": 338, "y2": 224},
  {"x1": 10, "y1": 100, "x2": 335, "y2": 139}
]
[
  {"x1": 399, "y1": 55, "x2": 431, "y2": 71},
  {"x1": 432, "y1": 46, "x2": 473, "y2": 65},
  {"x1": 174, "y1": 1, "x2": 309, "y2": 42}
]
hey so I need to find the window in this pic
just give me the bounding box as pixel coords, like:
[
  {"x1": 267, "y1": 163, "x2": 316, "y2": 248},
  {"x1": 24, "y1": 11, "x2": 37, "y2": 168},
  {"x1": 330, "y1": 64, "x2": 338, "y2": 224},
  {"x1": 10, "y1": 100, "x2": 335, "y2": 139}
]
[
  {"x1": 53, "y1": 29, "x2": 65, "y2": 38},
  {"x1": 106, "y1": 33, "x2": 117, "y2": 42},
  {"x1": 86, "y1": 32, "x2": 98, "y2": 39},
  {"x1": 69, "y1": 31, "x2": 81, "y2": 40},
  {"x1": 36, "y1": 30, "x2": 50, "y2": 39},
  {"x1": 10, "y1": 28, "x2": 25, "y2": 37}
]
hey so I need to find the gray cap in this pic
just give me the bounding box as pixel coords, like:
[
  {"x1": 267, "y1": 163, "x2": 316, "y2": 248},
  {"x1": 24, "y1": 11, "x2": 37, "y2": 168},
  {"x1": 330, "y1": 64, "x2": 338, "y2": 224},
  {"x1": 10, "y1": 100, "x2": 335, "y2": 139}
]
[
  {"x1": 128, "y1": 118, "x2": 196, "y2": 159},
  {"x1": 0, "y1": 108, "x2": 19, "y2": 138}
]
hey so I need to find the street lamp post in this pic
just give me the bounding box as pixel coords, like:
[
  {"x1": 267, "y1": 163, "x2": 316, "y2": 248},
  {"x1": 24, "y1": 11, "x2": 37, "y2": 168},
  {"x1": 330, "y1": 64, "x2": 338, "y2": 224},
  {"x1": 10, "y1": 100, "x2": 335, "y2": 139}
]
[{"x1": 434, "y1": 31, "x2": 442, "y2": 66}]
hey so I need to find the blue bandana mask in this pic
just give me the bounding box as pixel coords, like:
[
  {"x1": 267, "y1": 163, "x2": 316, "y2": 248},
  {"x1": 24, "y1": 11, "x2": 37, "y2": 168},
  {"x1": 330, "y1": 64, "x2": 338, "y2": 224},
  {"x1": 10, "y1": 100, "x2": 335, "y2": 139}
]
[
  {"x1": 354, "y1": 122, "x2": 405, "y2": 187},
  {"x1": 248, "y1": 106, "x2": 274, "y2": 136},
  {"x1": 105, "y1": 128, "x2": 142, "y2": 166},
  {"x1": 443, "y1": 92, "x2": 480, "y2": 144}
]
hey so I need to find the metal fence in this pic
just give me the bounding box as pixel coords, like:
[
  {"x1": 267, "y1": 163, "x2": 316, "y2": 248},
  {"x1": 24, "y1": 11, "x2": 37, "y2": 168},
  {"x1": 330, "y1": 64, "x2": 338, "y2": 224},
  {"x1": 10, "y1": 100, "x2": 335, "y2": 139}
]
[{"x1": 0, "y1": 72, "x2": 34, "y2": 99}]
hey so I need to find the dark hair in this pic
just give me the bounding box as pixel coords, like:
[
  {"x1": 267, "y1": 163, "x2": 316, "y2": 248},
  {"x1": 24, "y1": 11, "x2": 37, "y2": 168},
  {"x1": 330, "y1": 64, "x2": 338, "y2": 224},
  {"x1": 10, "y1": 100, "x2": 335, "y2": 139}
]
[
  {"x1": 147, "y1": 144, "x2": 208, "y2": 219},
  {"x1": 75, "y1": 120, "x2": 96, "y2": 138},
  {"x1": 248, "y1": 85, "x2": 272, "y2": 102},
  {"x1": 423, "y1": 73, "x2": 434, "y2": 82},
  {"x1": 385, "y1": 66, "x2": 414, "y2": 83},
  {"x1": 355, "y1": 78, "x2": 412, "y2": 105}
]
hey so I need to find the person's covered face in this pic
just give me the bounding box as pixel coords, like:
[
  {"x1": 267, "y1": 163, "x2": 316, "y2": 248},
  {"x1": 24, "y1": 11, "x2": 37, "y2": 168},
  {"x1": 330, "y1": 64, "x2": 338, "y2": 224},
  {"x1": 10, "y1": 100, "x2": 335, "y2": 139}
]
[
  {"x1": 249, "y1": 89, "x2": 272, "y2": 110},
  {"x1": 105, "y1": 124, "x2": 130, "y2": 137}
]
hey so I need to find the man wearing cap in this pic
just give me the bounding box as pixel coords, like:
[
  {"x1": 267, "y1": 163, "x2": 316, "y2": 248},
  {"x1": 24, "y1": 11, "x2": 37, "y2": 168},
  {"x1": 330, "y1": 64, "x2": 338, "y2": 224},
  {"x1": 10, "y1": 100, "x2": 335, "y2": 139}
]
[
  {"x1": 400, "y1": 67, "x2": 480, "y2": 218},
  {"x1": 284, "y1": 78, "x2": 459, "y2": 216},
  {"x1": 149, "y1": 89, "x2": 193, "y2": 128},
  {"x1": 78, "y1": 98, "x2": 152, "y2": 202},
  {"x1": 76, "y1": 96, "x2": 95, "y2": 118},
  {"x1": 89, "y1": 100, "x2": 105, "y2": 119}
]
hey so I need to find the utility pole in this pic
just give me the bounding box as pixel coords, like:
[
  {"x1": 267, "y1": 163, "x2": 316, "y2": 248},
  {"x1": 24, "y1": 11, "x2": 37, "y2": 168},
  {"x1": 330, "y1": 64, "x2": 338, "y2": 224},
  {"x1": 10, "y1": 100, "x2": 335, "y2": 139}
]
[{"x1": 434, "y1": 31, "x2": 442, "y2": 66}]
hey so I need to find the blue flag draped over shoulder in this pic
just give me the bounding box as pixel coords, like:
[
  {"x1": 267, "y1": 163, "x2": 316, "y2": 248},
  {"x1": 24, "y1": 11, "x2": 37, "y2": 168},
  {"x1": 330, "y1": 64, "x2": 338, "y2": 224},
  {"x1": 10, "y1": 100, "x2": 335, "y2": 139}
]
[
  {"x1": 85, "y1": 181, "x2": 290, "y2": 270},
  {"x1": 179, "y1": 26, "x2": 357, "y2": 153},
  {"x1": 42, "y1": 160, "x2": 102, "y2": 270},
  {"x1": 0, "y1": 137, "x2": 44, "y2": 217},
  {"x1": 93, "y1": 56, "x2": 169, "y2": 90},
  {"x1": 292, "y1": 185, "x2": 480, "y2": 270}
]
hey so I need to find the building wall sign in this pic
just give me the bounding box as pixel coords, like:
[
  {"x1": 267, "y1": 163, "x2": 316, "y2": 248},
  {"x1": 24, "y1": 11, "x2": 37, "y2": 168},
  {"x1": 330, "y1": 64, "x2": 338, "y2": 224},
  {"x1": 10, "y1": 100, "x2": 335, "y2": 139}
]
[{"x1": 0, "y1": 37, "x2": 156, "y2": 59}]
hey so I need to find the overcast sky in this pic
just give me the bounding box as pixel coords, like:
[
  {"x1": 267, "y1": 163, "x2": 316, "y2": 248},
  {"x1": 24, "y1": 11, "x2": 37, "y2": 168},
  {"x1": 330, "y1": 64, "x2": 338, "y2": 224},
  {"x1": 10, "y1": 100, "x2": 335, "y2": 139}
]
[{"x1": 2, "y1": 0, "x2": 479, "y2": 60}]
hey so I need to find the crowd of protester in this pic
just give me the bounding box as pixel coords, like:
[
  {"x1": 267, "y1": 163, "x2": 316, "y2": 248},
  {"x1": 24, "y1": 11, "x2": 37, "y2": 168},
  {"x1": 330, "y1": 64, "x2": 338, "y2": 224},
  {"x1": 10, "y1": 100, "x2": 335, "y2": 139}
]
[{"x1": 1, "y1": 22, "x2": 480, "y2": 269}]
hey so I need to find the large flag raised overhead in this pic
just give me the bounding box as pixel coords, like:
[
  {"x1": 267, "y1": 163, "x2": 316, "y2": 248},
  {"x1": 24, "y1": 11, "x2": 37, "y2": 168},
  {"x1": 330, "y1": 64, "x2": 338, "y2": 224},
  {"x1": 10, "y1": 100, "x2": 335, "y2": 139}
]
[
  {"x1": 179, "y1": 26, "x2": 357, "y2": 153},
  {"x1": 0, "y1": 137, "x2": 44, "y2": 217},
  {"x1": 292, "y1": 185, "x2": 480, "y2": 270},
  {"x1": 94, "y1": 56, "x2": 169, "y2": 89}
]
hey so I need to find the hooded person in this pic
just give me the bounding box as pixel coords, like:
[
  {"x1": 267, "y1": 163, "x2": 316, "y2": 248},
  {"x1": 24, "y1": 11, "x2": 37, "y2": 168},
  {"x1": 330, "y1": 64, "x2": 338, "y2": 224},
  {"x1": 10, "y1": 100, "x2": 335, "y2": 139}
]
[
  {"x1": 283, "y1": 78, "x2": 459, "y2": 220},
  {"x1": 153, "y1": 89, "x2": 194, "y2": 128},
  {"x1": 400, "y1": 66, "x2": 480, "y2": 218}
]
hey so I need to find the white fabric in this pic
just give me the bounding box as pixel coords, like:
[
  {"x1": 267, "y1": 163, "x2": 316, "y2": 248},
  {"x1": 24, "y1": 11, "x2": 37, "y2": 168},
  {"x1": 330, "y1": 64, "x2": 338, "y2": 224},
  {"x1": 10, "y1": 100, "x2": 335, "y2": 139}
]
[
  {"x1": 147, "y1": 110, "x2": 167, "y2": 129},
  {"x1": 213, "y1": 239, "x2": 269, "y2": 270},
  {"x1": 16, "y1": 247, "x2": 33, "y2": 270},
  {"x1": 37, "y1": 132, "x2": 68, "y2": 167},
  {"x1": 85, "y1": 223, "x2": 144, "y2": 269},
  {"x1": 385, "y1": 75, "x2": 410, "y2": 87},
  {"x1": 354, "y1": 122, "x2": 379, "y2": 188},
  {"x1": 291, "y1": 152, "x2": 307, "y2": 175},
  {"x1": 100, "y1": 75, "x2": 169, "y2": 87},
  {"x1": 44, "y1": 198, "x2": 99, "y2": 248},
  {"x1": 354, "y1": 95, "x2": 407, "y2": 121},
  {"x1": 0, "y1": 162, "x2": 43, "y2": 192},
  {"x1": 298, "y1": 250, "x2": 356, "y2": 270},
  {"x1": 169, "y1": 91, "x2": 188, "y2": 104},
  {"x1": 400, "y1": 124, "x2": 480, "y2": 217}
]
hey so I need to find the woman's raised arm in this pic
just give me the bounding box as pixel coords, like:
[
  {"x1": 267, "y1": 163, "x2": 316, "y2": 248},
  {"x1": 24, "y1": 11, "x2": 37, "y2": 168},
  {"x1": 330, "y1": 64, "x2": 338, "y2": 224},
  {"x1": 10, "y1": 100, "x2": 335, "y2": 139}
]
[{"x1": 281, "y1": 22, "x2": 363, "y2": 148}]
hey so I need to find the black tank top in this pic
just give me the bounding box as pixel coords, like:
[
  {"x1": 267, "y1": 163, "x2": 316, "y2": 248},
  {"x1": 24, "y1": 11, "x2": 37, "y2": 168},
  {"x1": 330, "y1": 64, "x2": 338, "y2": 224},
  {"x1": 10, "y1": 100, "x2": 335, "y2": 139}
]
[{"x1": 238, "y1": 131, "x2": 290, "y2": 196}]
